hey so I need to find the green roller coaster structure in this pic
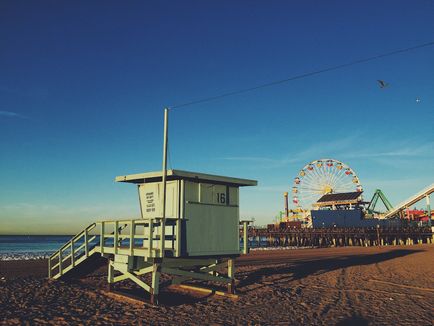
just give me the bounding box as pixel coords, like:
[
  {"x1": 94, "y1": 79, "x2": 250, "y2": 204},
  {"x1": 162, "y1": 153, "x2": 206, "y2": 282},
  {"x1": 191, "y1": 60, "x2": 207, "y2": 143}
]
[{"x1": 367, "y1": 189, "x2": 393, "y2": 215}]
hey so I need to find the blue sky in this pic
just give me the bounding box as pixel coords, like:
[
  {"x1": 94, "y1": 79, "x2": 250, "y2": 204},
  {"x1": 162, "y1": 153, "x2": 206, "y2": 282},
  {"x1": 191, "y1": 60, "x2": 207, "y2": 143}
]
[{"x1": 1, "y1": 1, "x2": 433, "y2": 234}]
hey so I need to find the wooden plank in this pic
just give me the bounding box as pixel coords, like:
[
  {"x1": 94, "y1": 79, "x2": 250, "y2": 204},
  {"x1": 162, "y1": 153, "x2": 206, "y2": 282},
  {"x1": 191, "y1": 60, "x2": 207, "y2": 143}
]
[
  {"x1": 100, "y1": 221, "x2": 105, "y2": 254},
  {"x1": 84, "y1": 229, "x2": 88, "y2": 257},
  {"x1": 124, "y1": 271, "x2": 151, "y2": 293},
  {"x1": 130, "y1": 220, "x2": 134, "y2": 256},
  {"x1": 161, "y1": 267, "x2": 231, "y2": 283},
  {"x1": 175, "y1": 284, "x2": 238, "y2": 299},
  {"x1": 99, "y1": 290, "x2": 147, "y2": 306},
  {"x1": 114, "y1": 220, "x2": 119, "y2": 255}
]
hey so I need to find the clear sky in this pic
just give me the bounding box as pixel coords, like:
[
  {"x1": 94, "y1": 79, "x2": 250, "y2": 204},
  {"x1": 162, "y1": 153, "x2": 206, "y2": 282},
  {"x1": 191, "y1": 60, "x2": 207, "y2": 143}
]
[{"x1": 1, "y1": 1, "x2": 433, "y2": 234}]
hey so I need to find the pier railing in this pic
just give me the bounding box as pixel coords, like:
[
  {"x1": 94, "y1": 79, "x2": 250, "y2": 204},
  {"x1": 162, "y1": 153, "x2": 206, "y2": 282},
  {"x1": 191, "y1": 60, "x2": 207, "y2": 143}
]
[{"x1": 242, "y1": 226, "x2": 433, "y2": 248}]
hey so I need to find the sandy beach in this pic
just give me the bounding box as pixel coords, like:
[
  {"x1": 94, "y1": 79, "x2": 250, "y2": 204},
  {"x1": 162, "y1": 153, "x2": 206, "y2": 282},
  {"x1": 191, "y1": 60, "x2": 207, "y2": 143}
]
[{"x1": 1, "y1": 245, "x2": 433, "y2": 325}]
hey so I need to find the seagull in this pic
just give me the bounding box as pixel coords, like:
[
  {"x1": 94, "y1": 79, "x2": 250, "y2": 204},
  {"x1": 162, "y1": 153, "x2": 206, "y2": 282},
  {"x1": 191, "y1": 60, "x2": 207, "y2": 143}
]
[
  {"x1": 377, "y1": 80, "x2": 389, "y2": 88},
  {"x1": 416, "y1": 97, "x2": 421, "y2": 103}
]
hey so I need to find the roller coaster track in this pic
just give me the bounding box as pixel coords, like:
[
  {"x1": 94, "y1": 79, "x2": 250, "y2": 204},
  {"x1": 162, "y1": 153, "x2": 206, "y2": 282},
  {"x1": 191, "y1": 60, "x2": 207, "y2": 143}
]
[{"x1": 382, "y1": 183, "x2": 434, "y2": 219}]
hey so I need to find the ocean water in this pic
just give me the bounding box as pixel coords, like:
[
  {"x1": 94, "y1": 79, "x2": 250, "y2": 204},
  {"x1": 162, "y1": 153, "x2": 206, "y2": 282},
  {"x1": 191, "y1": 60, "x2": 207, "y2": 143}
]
[
  {"x1": 0, "y1": 235, "x2": 73, "y2": 260},
  {"x1": 1, "y1": 235, "x2": 301, "y2": 261}
]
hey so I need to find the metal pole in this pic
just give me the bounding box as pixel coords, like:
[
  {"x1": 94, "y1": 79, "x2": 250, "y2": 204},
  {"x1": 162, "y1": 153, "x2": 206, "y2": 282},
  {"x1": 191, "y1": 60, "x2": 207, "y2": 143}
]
[
  {"x1": 284, "y1": 192, "x2": 289, "y2": 219},
  {"x1": 242, "y1": 221, "x2": 249, "y2": 254},
  {"x1": 161, "y1": 108, "x2": 169, "y2": 258},
  {"x1": 426, "y1": 195, "x2": 431, "y2": 227}
]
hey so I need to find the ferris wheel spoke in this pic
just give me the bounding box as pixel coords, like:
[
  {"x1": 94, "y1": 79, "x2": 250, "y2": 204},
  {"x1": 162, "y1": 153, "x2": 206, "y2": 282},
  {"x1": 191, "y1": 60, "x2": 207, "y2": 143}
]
[
  {"x1": 301, "y1": 188, "x2": 322, "y2": 194},
  {"x1": 335, "y1": 182, "x2": 356, "y2": 192},
  {"x1": 300, "y1": 193, "x2": 323, "y2": 203},
  {"x1": 335, "y1": 179, "x2": 354, "y2": 187},
  {"x1": 329, "y1": 166, "x2": 343, "y2": 187},
  {"x1": 333, "y1": 170, "x2": 351, "y2": 190},
  {"x1": 299, "y1": 184, "x2": 324, "y2": 191},
  {"x1": 299, "y1": 178, "x2": 321, "y2": 186},
  {"x1": 301, "y1": 191, "x2": 323, "y2": 198},
  {"x1": 302, "y1": 171, "x2": 320, "y2": 184},
  {"x1": 330, "y1": 173, "x2": 345, "y2": 191},
  {"x1": 311, "y1": 167, "x2": 330, "y2": 192},
  {"x1": 325, "y1": 171, "x2": 335, "y2": 187},
  {"x1": 300, "y1": 180, "x2": 324, "y2": 191},
  {"x1": 322, "y1": 170, "x2": 332, "y2": 187},
  {"x1": 311, "y1": 167, "x2": 326, "y2": 187},
  {"x1": 299, "y1": 190, "x2": 324, "y2": 196},
  {"x1": 299, "y1": 184, "x2": 321, "y2": 192},
  {"x1": 330, "y1": 168, "x2": 346, "y2": 188},
  {"x1": 333, "y1": 166, "x2": 346, "y2": 182},
  {"x1": 300, "y1": 176, "x2": 315, "y2": 187}
]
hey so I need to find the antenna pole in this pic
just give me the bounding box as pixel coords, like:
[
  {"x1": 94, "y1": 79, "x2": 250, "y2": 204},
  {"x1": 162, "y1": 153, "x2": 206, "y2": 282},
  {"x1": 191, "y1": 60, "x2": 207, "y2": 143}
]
[{"x1": 161, "y1": 108, "x2": 169, "y2": 257}]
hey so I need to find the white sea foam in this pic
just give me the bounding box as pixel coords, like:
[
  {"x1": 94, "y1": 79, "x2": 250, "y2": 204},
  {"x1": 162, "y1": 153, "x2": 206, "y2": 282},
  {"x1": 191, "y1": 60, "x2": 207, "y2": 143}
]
[{"x1": 0, "y1": 251, "x2": 54, "y2": 261}]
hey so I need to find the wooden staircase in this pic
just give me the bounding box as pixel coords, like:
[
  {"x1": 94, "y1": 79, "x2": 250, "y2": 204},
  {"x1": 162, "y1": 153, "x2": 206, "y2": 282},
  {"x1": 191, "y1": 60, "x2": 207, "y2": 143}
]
[
  {"x1": 48, "y1": 223, "x2": 100, "y2": 279},
  {"x1": 48, "y1": 218, "x2": 174, "y2": 279}
]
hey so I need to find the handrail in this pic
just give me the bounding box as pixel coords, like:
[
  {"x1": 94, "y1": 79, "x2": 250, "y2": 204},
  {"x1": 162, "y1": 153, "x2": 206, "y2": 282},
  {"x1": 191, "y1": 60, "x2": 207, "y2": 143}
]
[
  {"x1": 49, "y1": 222, "x2": 101, "y2": 278},
  {"x1": 49, "y1": 217, "x2": 181, "y2": 279},
  {"x1": 98, "y1": 217, "x2": 179, "y2": 258},
  {"x1": 95, "y1": 217, "x2": 179, "y2": 223},
  {"x1": 49, "y1": 222, "x2": 97, "y2": 259}
]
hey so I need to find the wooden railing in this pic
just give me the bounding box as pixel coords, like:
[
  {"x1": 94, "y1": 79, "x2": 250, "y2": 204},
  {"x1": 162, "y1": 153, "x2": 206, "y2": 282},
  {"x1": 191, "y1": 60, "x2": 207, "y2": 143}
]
[
  {"x1": 49, "y1": 217, "x2": 181, "y2": 279},
  {"x1": 97, "y1": 217, "x2": 180, "y2": 259},
  {"x1": 48, "y1": 223, "x2": 99, "y2": 278}
]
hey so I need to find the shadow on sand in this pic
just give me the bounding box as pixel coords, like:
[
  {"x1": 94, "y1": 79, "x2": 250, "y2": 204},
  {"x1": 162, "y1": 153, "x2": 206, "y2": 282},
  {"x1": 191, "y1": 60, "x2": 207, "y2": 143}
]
[
  {"x1": 238, "y1": 249, "x2": 422, "y2": 290},
  {"x1": 66, "y1": 248, "x2": 423, "y2": 306}
]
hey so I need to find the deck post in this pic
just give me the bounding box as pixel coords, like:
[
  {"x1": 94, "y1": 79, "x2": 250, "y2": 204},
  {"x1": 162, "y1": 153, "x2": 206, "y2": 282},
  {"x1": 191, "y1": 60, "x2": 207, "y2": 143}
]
[
  {"x1": 151, "y1": 263, "x2": 161, "y2": 305},
  {"x1": 71, "y1": 240, "x2": 75, "y2": 267},
  {"x1": 227, "y1": 258, "x2": 235, "y2": 294},
  {"x1": 107, "y1": 260, "x2": 114, "y2": 291},
  {"x1": 148, "y1": 219, "x2": 153, "y2": 257},
  {"x1": 143, "y1": 220, "x2": 147, "y2": 247},
  {"x1": 100, "y1": 222, "x2": 105, "y2": 254},
  {"x1": 84, "y1": 229, "x2": 89, "y2": 257},
  {"x1": 176, "y1": 218, "x2": 181, "y2": 257},
  {"x1": 59, "y1": 249, "x2": 63, "y2": 276},
  {"x1": 130, "y1": 220, "x2": 135, "y2": 256},
  {"x1": 114, "y1": 220, "x2": 119, "y2": 254}
]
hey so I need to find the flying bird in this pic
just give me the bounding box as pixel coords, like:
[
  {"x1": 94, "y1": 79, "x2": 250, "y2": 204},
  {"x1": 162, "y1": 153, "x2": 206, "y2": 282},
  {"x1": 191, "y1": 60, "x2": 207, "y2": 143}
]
[{"x1": 377, "y1": 80, "x2": 389, "y2": 88}]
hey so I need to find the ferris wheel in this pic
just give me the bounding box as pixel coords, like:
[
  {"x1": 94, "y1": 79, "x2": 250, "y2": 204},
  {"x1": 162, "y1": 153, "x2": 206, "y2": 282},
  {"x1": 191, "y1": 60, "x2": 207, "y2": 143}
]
[{"x1": 292, "y1": 159, "x2": 363, "y2": 209}]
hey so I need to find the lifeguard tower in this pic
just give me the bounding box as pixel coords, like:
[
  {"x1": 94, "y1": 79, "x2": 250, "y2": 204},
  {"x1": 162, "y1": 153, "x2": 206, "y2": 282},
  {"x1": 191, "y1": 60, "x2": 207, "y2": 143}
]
[{"x1": 48, "y1": 169, "x2": 257, "y2": 303}]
